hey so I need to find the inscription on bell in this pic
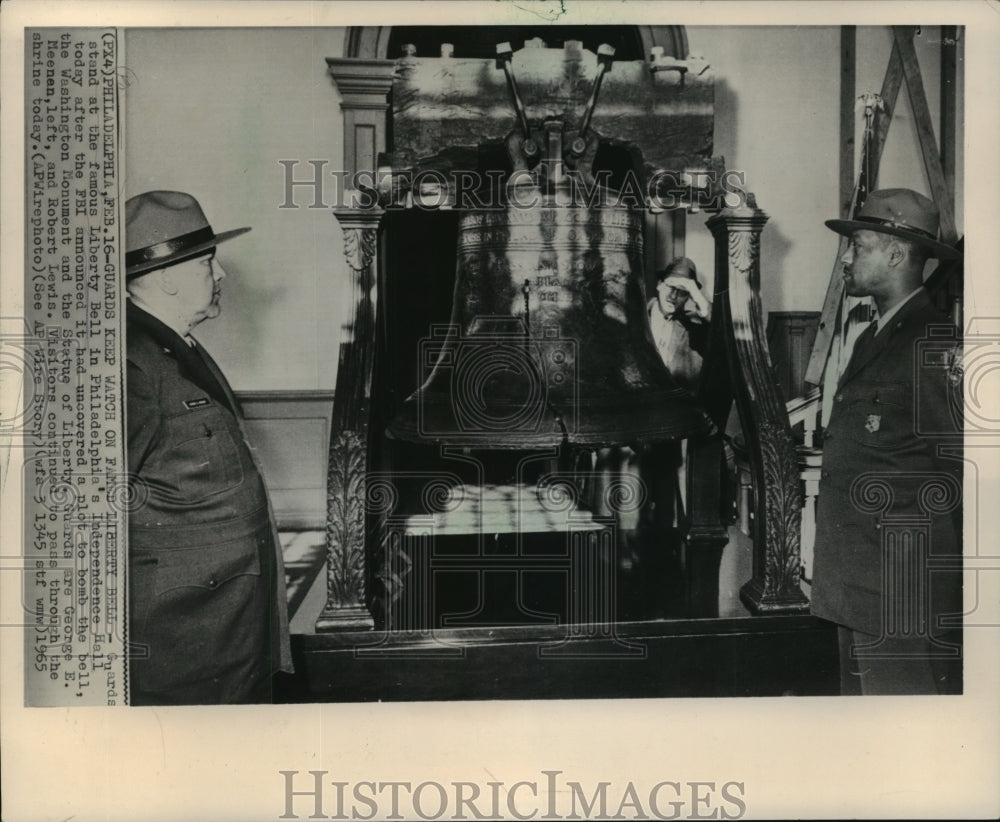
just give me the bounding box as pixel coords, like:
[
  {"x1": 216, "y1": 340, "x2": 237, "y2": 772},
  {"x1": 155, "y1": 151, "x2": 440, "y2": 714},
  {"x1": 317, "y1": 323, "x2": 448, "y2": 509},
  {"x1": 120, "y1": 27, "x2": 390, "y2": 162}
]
[{"x1": 388, "y1": 187, "x2": 711, "y2": 447}]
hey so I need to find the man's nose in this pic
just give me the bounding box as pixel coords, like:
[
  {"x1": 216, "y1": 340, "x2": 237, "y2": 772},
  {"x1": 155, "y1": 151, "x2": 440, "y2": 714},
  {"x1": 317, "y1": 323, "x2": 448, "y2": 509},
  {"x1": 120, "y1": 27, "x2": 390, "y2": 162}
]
[
  {"x1": 212, "y1": 261, "x2": 227, "y2": 282},
  {"x1": 839, "y1": 247, "x2": 853, "y2": 266}
]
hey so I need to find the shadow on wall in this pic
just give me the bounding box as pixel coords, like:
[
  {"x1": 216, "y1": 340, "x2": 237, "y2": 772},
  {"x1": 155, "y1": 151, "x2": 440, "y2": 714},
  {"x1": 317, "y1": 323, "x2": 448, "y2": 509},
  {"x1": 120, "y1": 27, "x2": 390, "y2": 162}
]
[
  {"x1": 761, "y1": 219, "x2": 795, "y2": 311},
  {"x1": 713, "y1": 76, "x2": 739, "y2": 178},
  {"x1": 192, "y1": 200, "x2": 349, "y2": 392},
  {"x1": 710, "y1": 76, "x2": 796, "y2": 313}
]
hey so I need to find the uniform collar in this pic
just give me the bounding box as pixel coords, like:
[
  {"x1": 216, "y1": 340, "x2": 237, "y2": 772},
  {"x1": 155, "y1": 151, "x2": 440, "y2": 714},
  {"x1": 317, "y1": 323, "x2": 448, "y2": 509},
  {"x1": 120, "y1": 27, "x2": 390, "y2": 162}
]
[
  {"x1": 126, "y1": 300, "x2": 235, "y2": 412},
  {"x1": 875, "y1": 287, "x2": 924, "y2": 335},
  {"x1": 126, "y1": 296, "x2": 195, "y2": 343}
]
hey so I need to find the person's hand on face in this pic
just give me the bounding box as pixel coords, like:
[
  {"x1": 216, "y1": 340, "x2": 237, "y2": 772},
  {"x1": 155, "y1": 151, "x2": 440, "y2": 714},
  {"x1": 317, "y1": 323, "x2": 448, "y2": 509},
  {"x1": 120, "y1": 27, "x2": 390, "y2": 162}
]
[{"x1": 657, "y1": 275, "x2": 711, "y2": 320}]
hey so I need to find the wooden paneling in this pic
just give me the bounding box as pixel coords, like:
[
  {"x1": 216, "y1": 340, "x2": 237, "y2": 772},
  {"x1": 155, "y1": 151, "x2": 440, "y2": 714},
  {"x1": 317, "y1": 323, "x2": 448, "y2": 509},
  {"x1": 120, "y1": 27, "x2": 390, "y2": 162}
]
[
  {"x1": 237, "y1": 391, "x2": 334, "y2": 530},
  {"x1": 767, "y1": 311, "x2": 820, "y2": 403}
]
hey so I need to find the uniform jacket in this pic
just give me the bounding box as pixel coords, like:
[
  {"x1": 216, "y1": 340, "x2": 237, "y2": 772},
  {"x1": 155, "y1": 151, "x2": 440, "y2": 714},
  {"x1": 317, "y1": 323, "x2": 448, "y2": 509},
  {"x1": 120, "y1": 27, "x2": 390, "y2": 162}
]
[
  {"x1": 811, "y1": 289, "x2": 963, "y2": 640},
  {"x1": 126, "y1": 300, "x2": 292, "y2": 704}
]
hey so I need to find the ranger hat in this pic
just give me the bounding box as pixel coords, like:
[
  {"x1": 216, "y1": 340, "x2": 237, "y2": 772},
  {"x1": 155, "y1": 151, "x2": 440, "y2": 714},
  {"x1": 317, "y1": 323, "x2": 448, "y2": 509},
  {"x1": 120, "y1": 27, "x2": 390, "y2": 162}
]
[
  {"x1": 825, "y1": 188, "x2": 960, "y2": 260},
  {"x1": 125, "y1": 190, "x2": 251, "y2": 278}
]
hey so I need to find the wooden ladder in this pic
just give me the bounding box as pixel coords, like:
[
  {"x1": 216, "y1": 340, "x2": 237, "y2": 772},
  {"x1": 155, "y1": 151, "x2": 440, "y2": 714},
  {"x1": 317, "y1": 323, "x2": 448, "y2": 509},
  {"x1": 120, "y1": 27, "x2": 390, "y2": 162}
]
[{"x1": 804, "y1": 25, "x2": 960, "y2": 390}]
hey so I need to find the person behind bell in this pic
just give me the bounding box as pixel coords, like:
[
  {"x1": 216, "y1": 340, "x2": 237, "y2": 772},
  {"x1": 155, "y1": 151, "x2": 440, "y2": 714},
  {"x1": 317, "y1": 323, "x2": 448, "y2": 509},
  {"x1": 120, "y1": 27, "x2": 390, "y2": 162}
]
[{"x1": 647, "y1": 256, "x2": 712, "y2": 389}]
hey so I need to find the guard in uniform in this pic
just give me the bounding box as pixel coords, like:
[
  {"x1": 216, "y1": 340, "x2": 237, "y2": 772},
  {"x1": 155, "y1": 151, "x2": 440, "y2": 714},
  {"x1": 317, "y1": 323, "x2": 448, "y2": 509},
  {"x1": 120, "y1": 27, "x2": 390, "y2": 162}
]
[
  {"x1": 124, "y1": 190, "x2": 292, "y2": 704},
  {"x1": 811, "y1": 189, "x2": 963, "y2": 695}
]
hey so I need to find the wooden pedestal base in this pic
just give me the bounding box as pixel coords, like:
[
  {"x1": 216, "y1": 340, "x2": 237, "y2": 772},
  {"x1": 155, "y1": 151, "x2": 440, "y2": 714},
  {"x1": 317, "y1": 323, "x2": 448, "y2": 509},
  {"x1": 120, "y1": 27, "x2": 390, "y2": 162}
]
[{"x1": 277, "y1": 616, "x2": 840, "y2": 701}]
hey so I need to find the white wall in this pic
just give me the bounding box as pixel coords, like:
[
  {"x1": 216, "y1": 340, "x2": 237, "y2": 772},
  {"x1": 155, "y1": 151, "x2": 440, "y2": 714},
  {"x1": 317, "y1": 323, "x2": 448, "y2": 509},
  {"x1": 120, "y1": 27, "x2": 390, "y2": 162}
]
[
  {"x1": 124, "y1": 28, "x2": 349, "y2": 391},
  {"x1": 856, "y1": 26, "x2": 963, "y2": 234}
]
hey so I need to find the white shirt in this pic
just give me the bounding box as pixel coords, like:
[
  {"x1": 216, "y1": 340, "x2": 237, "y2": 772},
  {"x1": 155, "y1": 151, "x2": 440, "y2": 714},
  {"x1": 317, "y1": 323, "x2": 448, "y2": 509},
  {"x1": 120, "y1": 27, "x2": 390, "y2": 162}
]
[{"x1": 647, "y1": 299, "x2": 704, "y2": 388}]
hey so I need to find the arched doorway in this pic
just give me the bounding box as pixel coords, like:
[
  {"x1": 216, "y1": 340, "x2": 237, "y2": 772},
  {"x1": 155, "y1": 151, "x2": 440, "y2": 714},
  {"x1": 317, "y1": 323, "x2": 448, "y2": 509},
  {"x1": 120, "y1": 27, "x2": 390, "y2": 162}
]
[{"x1": 345, "y1": 24, "x2": 688, "y2": 61}]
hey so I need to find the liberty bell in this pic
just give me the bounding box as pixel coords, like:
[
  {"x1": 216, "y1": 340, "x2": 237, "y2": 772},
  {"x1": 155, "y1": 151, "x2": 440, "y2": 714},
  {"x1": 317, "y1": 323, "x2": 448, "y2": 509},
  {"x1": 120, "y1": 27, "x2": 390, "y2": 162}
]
[{"x1": 388, "y1": 43, "x2": 712, "y2": 449}]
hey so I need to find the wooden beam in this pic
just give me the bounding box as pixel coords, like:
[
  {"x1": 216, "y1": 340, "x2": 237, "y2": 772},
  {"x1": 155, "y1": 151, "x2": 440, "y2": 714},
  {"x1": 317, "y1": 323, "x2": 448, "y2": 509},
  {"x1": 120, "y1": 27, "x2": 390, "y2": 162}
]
[
  {"x1": 894, "y1": 26, "x2": 957, "y2": 244},
  {"x1": 940, "y1": 25, "x2": 958, "y2": 212},
  {"x1": 804, "y1": 28, "x2": 909, "y2": 387},
  {"x1": 869, "y1": 30, "x2": 908, "y2": 187},
  {"x1": 803, "y1": 27, "x2": 857, "y2": 387},
  {"x1": 803, "y1": 236, "x2": 849, "y2": 388},
  {"x1": 839, "y1": 27, "x2": 856, "y2": 219}
]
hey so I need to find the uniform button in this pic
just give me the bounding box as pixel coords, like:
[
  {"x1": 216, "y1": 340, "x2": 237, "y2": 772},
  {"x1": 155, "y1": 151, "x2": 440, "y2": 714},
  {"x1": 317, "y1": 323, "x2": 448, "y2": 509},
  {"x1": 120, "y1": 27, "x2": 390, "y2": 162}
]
[
  {"x1": 208, "y1": 578, "x2": 218, "y2": 589},
  {"x1": 825, "y1": 432, "x2": 833, "y2": 441},
  {"x1": 836, "y1": 394, "x2": 843, "y2": 402},
  {"x1": 821, "y1": 470, "x2": 830, "y2": 479}
]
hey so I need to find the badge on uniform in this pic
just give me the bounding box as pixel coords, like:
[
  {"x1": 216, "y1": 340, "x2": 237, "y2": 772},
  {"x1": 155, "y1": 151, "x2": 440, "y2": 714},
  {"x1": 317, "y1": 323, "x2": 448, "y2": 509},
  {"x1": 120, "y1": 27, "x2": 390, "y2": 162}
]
[
  {"x1": 947, "y1": 344, "x2": 964, "y2": 387},
  {"x1": 865, "y1": 414, "x2": 881, "y2": 433},
  {"x1": 184, "y1": 397, "x2": 211, "y2": 409}
]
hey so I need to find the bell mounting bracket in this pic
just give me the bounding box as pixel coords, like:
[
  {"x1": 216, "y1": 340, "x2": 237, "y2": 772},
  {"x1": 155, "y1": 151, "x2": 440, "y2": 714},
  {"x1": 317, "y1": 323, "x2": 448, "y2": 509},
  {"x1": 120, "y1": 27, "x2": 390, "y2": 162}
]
[{"x1": 496, "y1": 42, "x2": 616, "y2": 186}]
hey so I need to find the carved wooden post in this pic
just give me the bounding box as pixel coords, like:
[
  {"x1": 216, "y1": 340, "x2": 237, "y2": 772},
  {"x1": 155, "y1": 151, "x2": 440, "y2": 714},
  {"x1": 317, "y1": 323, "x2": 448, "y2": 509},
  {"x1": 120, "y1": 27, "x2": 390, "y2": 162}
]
[
  {"x1": 316, "y1": 59, "x2": 396, "y2": 632},
  {"x1": 316, "y1": 206, "x2": 384, "y2": 631},
  {"x1": 326, "y1": 58, "x2": 395, "y2": 180},
  {"x1": 685, "y1": 434, "x2": 729, "y2": 618},
  {"x1": 706, "y1": 202, "x2": 809, "y2": 614}
]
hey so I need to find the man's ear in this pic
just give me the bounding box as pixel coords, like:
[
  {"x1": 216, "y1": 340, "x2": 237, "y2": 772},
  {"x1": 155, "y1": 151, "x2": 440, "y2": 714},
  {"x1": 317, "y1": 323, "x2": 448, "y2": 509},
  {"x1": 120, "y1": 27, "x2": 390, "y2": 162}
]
[
  {"x1": 155, "y1": 266, "x2": 180, "y2": 295},
  {"x1": 886, "y1": 239, "x2": 906, "y2": 268},
  {"x1": 126, "y1": 270, "x2": 158, "y2": 298}
]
